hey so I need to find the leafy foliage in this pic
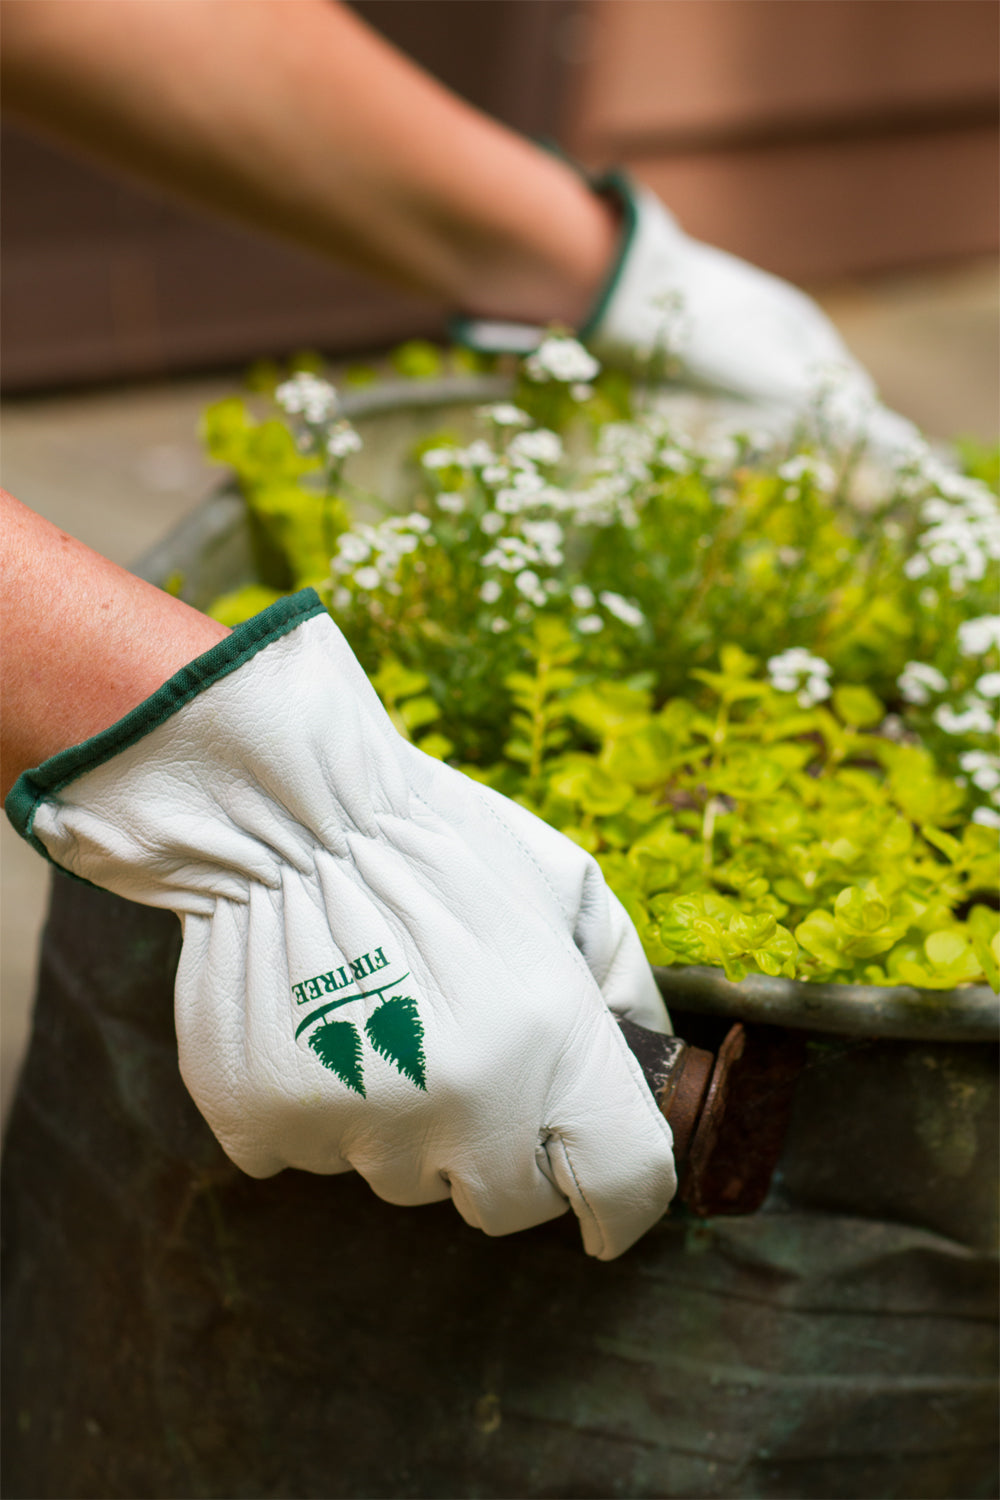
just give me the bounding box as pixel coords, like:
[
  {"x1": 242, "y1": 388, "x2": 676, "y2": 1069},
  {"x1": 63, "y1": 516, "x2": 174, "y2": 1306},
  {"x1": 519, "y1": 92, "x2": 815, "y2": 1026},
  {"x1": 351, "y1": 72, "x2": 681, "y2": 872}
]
[{"x1": 203, "y1": 344, "x2": 1000, "y2": 993}]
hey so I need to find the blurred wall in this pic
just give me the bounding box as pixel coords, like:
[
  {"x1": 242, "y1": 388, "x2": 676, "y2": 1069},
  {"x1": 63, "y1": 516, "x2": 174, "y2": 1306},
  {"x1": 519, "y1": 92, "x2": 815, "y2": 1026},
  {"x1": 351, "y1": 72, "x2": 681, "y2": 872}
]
[
  {"x1": 565, "y1": 0, "x2": 998, "y2": 281},
  {"x1": 2, "y1": 0, "x2": 997, "y2": 393},
  {"x1": 1, "y1": 0, "x2": 576, "y2": 391}
]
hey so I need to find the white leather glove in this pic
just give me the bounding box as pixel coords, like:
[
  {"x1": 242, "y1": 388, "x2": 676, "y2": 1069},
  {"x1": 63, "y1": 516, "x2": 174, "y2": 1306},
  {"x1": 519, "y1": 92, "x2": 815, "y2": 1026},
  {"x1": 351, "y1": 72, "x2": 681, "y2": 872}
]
[
  {"x1": 7, "y1": 590, "x2": 675, "y2": 1259},
  {"x1": 456, "y1": 170, "x2": 920, "y2": 460}
]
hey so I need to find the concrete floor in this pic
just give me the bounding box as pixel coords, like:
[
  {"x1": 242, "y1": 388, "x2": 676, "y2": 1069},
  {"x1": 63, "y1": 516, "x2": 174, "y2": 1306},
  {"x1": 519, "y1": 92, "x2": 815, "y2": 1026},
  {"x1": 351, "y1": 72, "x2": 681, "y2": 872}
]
[{"x1": 2, "y1": 257, "x2": 998, "y2": 1121}]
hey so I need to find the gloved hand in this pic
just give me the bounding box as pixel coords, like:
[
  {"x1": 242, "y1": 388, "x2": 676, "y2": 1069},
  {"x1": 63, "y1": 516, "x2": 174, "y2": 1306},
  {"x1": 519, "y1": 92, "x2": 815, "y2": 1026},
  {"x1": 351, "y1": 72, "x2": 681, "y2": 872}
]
[
  {"x1": 7, "y1": 589, "x2": 675, "y2": 1259},
  {"x1": 456, "y1": 170, "x2": 920, "y2": 460}
]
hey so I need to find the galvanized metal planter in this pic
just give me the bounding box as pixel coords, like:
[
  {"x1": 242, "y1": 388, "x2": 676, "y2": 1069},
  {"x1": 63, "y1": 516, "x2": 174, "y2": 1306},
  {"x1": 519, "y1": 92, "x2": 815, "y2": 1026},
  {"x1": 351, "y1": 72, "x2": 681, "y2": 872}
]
[
  {"x1": 3, "y1": 377, "x2": 997, "y2": 1500},
  {"x1": 654, "y1": 963, "x2": 998, "y2": 1044}
]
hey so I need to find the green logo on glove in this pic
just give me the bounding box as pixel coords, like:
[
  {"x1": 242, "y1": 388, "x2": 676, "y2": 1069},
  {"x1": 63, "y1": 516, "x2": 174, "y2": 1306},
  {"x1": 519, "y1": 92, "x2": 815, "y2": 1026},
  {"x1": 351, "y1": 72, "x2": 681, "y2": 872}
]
[{"x1": 293, "y1": 952, "x2": 426, "y2": 1097}]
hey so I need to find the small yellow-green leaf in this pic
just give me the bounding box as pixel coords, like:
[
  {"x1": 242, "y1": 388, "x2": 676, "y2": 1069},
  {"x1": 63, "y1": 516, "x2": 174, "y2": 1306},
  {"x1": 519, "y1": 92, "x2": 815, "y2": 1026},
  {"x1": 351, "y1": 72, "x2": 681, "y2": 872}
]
[{"x1": 833, "y1": 684, "x2": 883, "y2": 728}]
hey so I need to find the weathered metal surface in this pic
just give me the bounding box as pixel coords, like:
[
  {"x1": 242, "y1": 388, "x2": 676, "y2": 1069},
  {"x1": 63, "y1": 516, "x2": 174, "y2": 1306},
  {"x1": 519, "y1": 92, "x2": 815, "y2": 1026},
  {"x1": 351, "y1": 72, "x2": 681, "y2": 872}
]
[
  {"x1": 681, "y1": 1024, "x2": 808, "y2": 1221},
  {"x1": 655, "y1": 964, "x2": 1000, "y2": 1043},
  {"x1": 618, "y1": 1020, "x2": 806, "y2": 1218},
  {"x1": 616, "y1": 1019, "x2": 714, "y2": 1166},
  {"x1": 3, "y1": 876, "x2": 997, "y2": 1500},
  {"x1": 657, "y1": 1037, "x2": 715, "y2": 1166}
]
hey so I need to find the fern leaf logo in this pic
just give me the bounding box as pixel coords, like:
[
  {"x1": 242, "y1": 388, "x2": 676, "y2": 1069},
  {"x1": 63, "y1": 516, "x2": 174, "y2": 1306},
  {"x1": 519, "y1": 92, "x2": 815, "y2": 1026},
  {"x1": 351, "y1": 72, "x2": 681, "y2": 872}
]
[
  {"x1": 365, "y1": 996, "x2": 427, "y2": 1091},
  {"x1": 308, "y1": 1020, "x2": 366, "y2": 1096},
  {"x1": 296, "y1": 953, "x2": 426, "y2": 1096}
]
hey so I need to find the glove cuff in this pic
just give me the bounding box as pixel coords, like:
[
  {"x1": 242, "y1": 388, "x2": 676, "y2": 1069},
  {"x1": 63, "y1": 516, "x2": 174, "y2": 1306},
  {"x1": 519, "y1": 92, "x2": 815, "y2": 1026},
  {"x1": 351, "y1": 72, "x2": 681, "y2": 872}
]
[
  {"x1": 449, "y1": 167, "x2": 640, "y2": 357},
  {"x1": 6, "y1": 587, "x2": 325, "y2": 865}
]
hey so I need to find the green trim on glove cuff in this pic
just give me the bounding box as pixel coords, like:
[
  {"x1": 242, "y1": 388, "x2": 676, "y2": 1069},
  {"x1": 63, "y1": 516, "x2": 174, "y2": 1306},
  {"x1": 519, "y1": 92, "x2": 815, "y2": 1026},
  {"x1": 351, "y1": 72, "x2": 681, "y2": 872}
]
[
  {"x1": 6, "y1": 588, "x2": 325, "y2": 858},
  {"x1": 576, "y1": 169, "x2": 638, "y2": 342},
  {"x1": 449, "y1": 168, "x2": 638, "y2": 355}
]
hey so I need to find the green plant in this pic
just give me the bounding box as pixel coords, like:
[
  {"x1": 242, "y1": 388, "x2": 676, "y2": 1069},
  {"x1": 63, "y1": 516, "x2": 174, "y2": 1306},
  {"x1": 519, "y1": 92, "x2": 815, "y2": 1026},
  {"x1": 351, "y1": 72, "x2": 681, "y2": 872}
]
[{"x1": 201, "y1": 340, "x2": 1000, "y2": 992}]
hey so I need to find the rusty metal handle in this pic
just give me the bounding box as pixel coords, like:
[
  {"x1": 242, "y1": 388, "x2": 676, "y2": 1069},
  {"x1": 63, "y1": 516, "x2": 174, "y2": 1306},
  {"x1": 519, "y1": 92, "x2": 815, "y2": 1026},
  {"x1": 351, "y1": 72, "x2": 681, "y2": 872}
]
[{"x1": 619, "y1": 1017, "x2": 805, "y2": 1216}]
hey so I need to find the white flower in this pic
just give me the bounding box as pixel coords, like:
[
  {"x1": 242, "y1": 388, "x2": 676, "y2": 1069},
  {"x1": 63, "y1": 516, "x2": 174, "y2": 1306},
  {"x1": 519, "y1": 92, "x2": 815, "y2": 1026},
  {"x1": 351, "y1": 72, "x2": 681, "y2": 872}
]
[
  {"x1": 275, "y1": 372, "x2": 338, "y2": 423},
  {"x1": 972, "y1": 807, "x2": 1000, "y2": 828},
  {"x1": 421, "y1": 447, "x2": 459, "y2": 471},
  {"x1": 336, "y1": 533, "x2": 370, "y2": 565},
  {"x1": 960, "y1": 751, "x2": 1000, "y2": 793},
  {"x1": 975, "y1": 672, "x2": 1000, "y2": 699},
  {"x1": 509, "y1": 430, "x2": 563, "y2": 466},
  {"x1": 479, "y1": 579, "x2": 502, "y2": 604},
  {"x1": 525, "y1": 335, "x2": 600, "y2": 385},
  {"x1": 961, "y1": 750, "x2": 997, "y2": 770},
  {"x1": 778, "y1": 455, "x2": 834, "y2": 489},
  {"x1": 331, "y1": 586, "x2": 351, "y2": 612},
  {"x1": 766, "y1": 648, "x2": 832, "y2": 704},
  {"x1": 462, "y1": 439, "x2": 495, "y2": 468},
  {"x1": 404, "y1": 513, "x2": 431, "y2": 533},
  {"x1": 326, "y1": 422, "x2": 362, "y2": 459},
  {"x1": 490, "y1": 617, "x2": 510, "y2": 634},
  {"x1": 657, "y1": 447, "x2": 689, "y2": 473},
  {"x1": 482, "y1": 538, "x2": 531, "y2": 572},
  {"x1": 936, "y1": 472, "x2": 996, "y2": 507},
  {"x1": 522, "y1": 520, "x2": 563, "y2": 550},
  {"x1": 511, "y1": 467, "x2": 546, "y2": 496},
  {"x1": 798, "y1": 676, "x2": 832, "y2": 708},
  {"x1": 480, "y1": 511, "x2": 504, "y2": 536},
  {"x1": 958, "y1": 616, "x2": 1000, "y2": 657},
  {"x1": 599, "y1": 591, "x2": 644, "y2": 628},
  {"x1": 353, "y1": 566, "x2": 381, "y2": 591},
  {"x1": 436, "y1": 492, "x2": 465, "y2": 514},
  {"x1": 571, "y1": 585, "x2": 595, "y2": 610},
  {"x1": 479, "y1": 403, "x2": 530, "y2": 427},
  {"x1": 482, "y1": 464, "x2": 512, "y2": 488},
  {"x1": 898, "y1": 661, "x2": 948, "y2": 705},
  {"x1": 903, "y1": 554, "x2": 931, "y2": 580},
  {"x1": 767, "y1": 648, "x2": 831, "y2": 681},
  {"x1": 570, "y1": 383, "x2": 594, "y2": 402},
  {"x1": 934, "y1": 702, "x2": 997, "y2": 736},
  {"x1": 577, "y1": 614, "x2": 604, "y2": 634},
  {"x1": 515, "y1": 569, "x2": 546, "y2": 606}
]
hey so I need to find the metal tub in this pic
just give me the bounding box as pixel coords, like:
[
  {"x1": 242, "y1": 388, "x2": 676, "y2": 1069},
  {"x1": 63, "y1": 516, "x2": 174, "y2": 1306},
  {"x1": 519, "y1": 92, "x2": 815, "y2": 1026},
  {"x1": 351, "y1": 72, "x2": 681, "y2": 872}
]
[{"x1": 4, "y1": 378, "x2": 997, "y2": 1499}]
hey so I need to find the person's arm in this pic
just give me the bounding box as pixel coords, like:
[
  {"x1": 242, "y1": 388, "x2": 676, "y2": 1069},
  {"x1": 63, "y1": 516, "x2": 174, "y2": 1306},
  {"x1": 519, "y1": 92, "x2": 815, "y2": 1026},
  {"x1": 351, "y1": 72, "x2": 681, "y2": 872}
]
[
  {"x1": 0, "y1": 489, "x2": 229, "y2": 800},
  {"x1": 0, "y1": 0, "x2": 618, "y2": 329},
  {"x1": 4, "y1": 487, "x2": 676, "y2": 1260}
]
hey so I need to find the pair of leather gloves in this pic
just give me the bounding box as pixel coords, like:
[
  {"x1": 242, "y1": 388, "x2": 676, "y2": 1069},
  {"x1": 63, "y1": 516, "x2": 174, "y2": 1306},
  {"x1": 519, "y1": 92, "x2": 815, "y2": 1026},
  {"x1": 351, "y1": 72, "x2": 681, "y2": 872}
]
[{"x1": 7, "y1": 174, "x2": 913, "y2": 1259}]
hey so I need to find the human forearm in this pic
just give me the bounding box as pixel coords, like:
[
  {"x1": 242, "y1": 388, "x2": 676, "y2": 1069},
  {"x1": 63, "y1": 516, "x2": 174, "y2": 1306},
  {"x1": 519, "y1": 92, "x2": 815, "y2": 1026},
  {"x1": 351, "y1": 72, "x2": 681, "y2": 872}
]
[
  {"x1": 1, "y1": 0, "x2": 617, "y2": 325},
  {"x1": 0, "y1": 490, "x2": 228, "y2": 800}
]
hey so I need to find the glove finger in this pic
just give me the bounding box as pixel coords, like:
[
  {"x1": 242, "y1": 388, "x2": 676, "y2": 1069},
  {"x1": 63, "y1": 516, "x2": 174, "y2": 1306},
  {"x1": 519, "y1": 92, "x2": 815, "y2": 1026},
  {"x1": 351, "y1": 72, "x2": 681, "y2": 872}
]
[
  {"x1": 405, "y1": 754, "x2": 670, "y2": 1031},
  {"x1": 447, "y1": 1151, "x2": 569, "y2": 1239},
  {"x1": 577, "y1": 881, "x2": 671, "y2": 1034},
  {"x1": 353, "y1": 1124, "x2": 568, "y2": 1234},
  {"x1": 542, "y1": 1014, "x2": 676, "y2": 1260}
]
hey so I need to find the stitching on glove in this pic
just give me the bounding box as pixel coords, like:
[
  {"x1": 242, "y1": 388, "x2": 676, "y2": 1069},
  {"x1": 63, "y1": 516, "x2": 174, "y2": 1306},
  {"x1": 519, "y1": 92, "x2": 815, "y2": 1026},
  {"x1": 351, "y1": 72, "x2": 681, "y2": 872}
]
[
  {"x1": 541, "y1": 1127, "x2": 605, "y2": 1261},
  {"x1": 413, "y1": 780, "x2": 574, "y2": 953}
]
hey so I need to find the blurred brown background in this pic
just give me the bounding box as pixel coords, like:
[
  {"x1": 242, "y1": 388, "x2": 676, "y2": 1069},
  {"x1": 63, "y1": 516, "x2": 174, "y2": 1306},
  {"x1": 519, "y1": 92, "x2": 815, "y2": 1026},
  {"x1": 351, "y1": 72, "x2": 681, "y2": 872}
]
[{"x1": 3, "y1": 0, "x2": 997, "y2": 392}]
